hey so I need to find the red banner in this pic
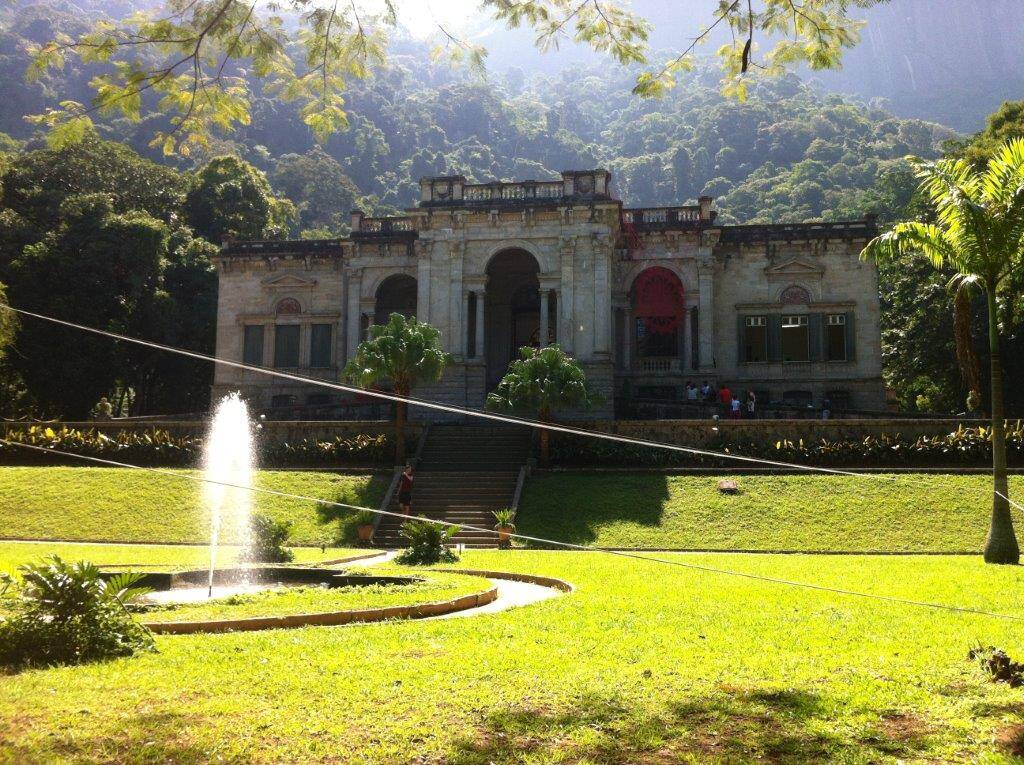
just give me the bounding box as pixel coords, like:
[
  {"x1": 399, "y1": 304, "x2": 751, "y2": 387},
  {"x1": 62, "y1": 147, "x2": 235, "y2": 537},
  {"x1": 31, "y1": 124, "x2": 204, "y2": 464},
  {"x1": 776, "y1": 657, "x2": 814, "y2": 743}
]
[{"x1": 634, "y1": 267, "x2": 684, "y2": 335}]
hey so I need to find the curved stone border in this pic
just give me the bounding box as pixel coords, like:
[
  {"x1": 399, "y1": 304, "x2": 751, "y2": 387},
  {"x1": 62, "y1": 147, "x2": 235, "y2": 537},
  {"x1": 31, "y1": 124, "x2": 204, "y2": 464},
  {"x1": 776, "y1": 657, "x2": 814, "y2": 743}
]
[
  {"x1": 436, "y1": 568, "x2": 575, "y2": 593},
  {"x1": 143, "y1": 585, "x2": 498, "y2": 635}
]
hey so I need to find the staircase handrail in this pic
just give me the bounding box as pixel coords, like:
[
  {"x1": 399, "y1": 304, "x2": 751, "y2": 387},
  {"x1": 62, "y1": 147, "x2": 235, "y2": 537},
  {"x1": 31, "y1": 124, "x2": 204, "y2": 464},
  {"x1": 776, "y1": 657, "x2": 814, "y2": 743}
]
[
  {"x1": 510, "y1": 464, "x2": 528, "y2": 517},
  {"x1": 374, "y1": 467, "x2": 402, "y2": 536},
  {"x1": 410, "y1": 423, "x2": 431, "y2": 469}
]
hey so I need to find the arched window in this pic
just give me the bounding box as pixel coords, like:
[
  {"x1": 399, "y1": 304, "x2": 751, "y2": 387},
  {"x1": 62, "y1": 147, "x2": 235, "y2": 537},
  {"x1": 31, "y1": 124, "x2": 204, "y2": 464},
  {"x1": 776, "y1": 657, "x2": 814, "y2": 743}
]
[
  {"x1": 276, "y1": 297, "x2": 301, "y2": 315},
  {"x1": 374, "y1": 274, "x2": 417, "y2": 324},
  {"x1": 632, "y1": 267, "x2": 685, "y2": 359},
  {"x1": 779, "y1": 285, "x2": 810, "y2": 305}
]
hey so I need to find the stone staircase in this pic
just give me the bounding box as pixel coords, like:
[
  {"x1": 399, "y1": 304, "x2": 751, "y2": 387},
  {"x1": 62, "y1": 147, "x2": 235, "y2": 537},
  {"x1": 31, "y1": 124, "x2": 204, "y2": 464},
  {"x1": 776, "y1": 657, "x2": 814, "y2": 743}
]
[{"x1": 372, "y1": 424, "x2": 532, "y2": 548}]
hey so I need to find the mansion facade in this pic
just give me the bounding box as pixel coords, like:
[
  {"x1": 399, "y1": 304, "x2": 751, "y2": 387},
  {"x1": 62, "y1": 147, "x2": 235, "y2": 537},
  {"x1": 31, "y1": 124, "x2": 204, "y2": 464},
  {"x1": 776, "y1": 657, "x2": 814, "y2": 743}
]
[{"x1": 213, "y1": 170, "x2": 885, "y2": 418}]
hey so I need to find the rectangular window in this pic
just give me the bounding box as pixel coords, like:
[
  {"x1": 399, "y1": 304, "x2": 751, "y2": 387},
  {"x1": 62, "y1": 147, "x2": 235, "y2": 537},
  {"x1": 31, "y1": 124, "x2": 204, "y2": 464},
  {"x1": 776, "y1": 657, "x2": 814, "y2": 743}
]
[
  {"x1": 781, "y1": 315, "x2": 809, "y2": 362},
  {"x1": 274, "y1": 324, "x2": 300, "y2": 368},
  {"x1": 826, "y1": 314, "x2": 847, "y2": 361},
  {"x1": 744, "y1": 316, "x2": 767, "y2": 362},
  {"x1": 309, "y1": 323, "x2": 333, "y2": 368},
  {"x1": 242, "y1": 325, "x2": 264, "y2": 366}
]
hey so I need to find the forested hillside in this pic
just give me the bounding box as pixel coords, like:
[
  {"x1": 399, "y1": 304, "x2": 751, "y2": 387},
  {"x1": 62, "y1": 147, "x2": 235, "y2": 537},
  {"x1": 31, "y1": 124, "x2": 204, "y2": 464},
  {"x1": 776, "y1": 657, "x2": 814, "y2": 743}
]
[{"x1": 0, "y1": 0, "x2": 955, "y2": 233}]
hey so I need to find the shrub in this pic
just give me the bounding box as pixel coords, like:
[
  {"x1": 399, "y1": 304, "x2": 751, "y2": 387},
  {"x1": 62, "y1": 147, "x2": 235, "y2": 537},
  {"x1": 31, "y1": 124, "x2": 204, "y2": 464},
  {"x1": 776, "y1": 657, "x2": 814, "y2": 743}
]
[
  {"x1": 395, "y1": 519, "x2": 459, "y2": 565},
  {"x1": 241, "y1": 512, "x2": 295, "y2": 563},
  {"x1": 0, "y1": 556, "x2": 154, "y2": 670},
  {"x1": 492, "y1": 508, "x2": 516, "y2": 528}
]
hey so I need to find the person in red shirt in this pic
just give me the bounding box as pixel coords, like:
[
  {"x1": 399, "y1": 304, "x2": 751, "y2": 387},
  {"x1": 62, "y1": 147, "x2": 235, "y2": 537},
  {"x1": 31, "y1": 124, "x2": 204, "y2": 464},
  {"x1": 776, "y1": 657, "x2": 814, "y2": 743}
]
[
  {"x1": 718, "y1": 385, "x2": 732, "y2": 413},
  {"x1": 398, "y1": 464, "x2": 414, "y2": 516}
]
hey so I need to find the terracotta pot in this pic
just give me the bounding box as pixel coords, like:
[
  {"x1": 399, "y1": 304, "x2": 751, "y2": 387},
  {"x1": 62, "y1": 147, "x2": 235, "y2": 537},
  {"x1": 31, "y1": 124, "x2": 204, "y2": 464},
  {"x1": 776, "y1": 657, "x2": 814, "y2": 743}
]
[
  {"x1": 356, "y1": 523, "x2": 374, "y2": 541},
  {"x1": 495, "y1": 525, "x2": 514, "y2": 542}
]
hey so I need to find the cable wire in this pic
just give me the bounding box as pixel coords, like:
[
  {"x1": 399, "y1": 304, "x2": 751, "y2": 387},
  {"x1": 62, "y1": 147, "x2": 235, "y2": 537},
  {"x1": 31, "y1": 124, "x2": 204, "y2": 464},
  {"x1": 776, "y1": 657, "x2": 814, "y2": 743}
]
[{"x1": 1, "y1": 438, "x2": 1021, "y2": 623}]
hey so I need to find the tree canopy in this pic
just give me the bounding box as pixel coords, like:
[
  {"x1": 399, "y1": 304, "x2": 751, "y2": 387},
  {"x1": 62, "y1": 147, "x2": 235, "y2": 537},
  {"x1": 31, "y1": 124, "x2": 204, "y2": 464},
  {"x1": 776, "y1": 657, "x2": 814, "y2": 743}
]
[{"x1": 23, "y1": 0, "x2": 884, "y2": 154}]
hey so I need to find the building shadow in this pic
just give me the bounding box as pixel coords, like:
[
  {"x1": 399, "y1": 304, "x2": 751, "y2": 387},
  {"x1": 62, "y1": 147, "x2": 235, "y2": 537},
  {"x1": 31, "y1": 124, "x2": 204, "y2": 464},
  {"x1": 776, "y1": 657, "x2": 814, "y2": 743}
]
[
  {"x1": 517, "y1": 473, "x2": 671, "y2": 547},
  {"x1": 446, "y1": 687, "x2": 935, "y2": 763}
]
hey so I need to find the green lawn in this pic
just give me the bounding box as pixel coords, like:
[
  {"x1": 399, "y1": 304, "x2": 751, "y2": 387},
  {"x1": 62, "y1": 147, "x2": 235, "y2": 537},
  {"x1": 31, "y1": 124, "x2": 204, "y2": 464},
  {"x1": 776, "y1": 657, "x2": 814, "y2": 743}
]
[
  {"x1": 1, "y1": 549, "x2": 1022, "y2": 763},
  {"x1": 0, "y1": 467, "x2": 387, "y2": 545},
  {"x1": 519, "y1": 473, "x2": 1024, "y2": 552},
  {"x1": 141, "y1": 570, "x2": 492, "y2": 623},
  {"x1": 0, "y1": 542, "x2": 367, "y2": 577}
]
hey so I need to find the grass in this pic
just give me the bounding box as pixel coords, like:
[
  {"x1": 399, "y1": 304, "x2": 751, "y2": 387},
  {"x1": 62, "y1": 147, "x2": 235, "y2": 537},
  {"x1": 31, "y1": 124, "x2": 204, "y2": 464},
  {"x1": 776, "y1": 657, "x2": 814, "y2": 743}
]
[
  {"x1": 519, "y1": 473, "x2": 1024, "y2": 551},
  {"x1": 0, "y1": 549, "x2": 1022, "y2": 762},
  {"x1": 140, "y1": 570, "x2": 492, "y2": 623},
  {"x1": 0, "y1": 468, "x2": 387, "y2": 545},
  {"x1": 0, "y1": 542, "x2": 368, "y2": 578}
]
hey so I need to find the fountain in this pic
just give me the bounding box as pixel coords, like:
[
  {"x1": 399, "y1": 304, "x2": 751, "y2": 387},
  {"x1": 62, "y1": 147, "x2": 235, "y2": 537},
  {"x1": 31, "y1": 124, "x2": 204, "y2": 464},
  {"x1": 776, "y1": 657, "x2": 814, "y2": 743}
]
[{"x1": 202, "y1": 393, "x2": 255, "y2": 597}]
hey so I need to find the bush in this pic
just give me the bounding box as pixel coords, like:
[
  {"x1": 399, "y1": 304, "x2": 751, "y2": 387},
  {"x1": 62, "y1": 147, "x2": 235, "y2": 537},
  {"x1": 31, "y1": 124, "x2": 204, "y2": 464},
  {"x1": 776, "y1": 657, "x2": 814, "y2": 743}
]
[
  {"x1": 0, "y1": 556, "x2": 154, "y2": 670},
  {"x1": 550, "y1": 422, "x2": 1024, "y2": 468},
  {"x1": 241, "y1": 512, "x2": 295, "y2": 563},
  {"x1": 0, "y1": 426, "x2": 396, "y2": 467},
  {"x1": 395, "y1": 519, "x2": 459, "y2": 565}
]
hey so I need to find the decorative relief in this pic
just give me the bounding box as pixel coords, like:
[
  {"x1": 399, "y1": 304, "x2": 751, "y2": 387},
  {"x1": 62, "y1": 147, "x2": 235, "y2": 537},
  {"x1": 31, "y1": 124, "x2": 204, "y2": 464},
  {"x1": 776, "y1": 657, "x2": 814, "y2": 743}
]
[
  {"x1": 779, "y1": 285, "x2": 811, "y2": 305},
  {"x1": 276, "y1": 297, "x2": 302, "y2": 315}
]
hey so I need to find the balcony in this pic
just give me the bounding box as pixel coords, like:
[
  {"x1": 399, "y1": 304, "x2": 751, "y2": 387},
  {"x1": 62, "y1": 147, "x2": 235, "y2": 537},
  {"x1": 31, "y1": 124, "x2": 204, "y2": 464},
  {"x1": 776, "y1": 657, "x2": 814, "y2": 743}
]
[
  {"x1": 621, "y1": 206, "x2": 707, "y2": 232},
  {"x1": 350, "y1": 215, "x2": 418, "y2": 246},
  {"x1": 634, "y1": 357, "x2": 682, "y2": 374}
]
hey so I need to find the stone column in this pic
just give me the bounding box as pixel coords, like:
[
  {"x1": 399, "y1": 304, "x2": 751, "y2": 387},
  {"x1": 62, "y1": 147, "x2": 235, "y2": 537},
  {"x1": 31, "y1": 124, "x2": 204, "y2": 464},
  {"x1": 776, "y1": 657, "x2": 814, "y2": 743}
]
[
  {"x1": 416, "y1": 246, "x2": 431, "y2": 323},
  {"x1": 623, "y1": 306, "x2": 634, "y2": 370},
  {"x1": 345, "y1": 269, "x2": 362, "y2": 362},
  {"x1": 463, "y1": 290, "x2": 472, "y2": 357},
  {"x1": 475, "y1": 289, "x2": 486, "y2": 359},
  {"x1": 697, "y1": 267, "x2": 714, "y2": 370},
  {"x1": 558, "y1": 238, "x2": 575, "y2": 354},
  {"x1": 539, "y1": 289, "x2": 549, "y2": 347},
  {"x1": 448, "y1": 243, "x2": 464, "y2": 358},
  {"x1": 593, "y1": 244, "x2": 611, "y2": 356},
  {"x1": 681, "y1": 305, "x2": 692, "y2": 373}
]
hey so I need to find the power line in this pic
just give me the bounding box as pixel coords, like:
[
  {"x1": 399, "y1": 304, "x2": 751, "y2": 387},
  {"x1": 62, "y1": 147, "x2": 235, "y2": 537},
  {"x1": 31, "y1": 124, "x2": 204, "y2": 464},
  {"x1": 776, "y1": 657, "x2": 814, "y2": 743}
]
[
  {"x1": 1, "y1": 437, "x2": 1021, "y2": 623},
  {"x1": 3, "y1": 301, "x2": 1020, "y2": 509}
]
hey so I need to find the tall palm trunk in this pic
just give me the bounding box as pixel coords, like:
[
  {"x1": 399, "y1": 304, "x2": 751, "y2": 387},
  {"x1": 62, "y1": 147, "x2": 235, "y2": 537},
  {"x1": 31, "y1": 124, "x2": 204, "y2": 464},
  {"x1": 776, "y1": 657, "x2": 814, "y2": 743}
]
[{"x1": 983, "y1": 287, "x2": 1019, "y2": 564}]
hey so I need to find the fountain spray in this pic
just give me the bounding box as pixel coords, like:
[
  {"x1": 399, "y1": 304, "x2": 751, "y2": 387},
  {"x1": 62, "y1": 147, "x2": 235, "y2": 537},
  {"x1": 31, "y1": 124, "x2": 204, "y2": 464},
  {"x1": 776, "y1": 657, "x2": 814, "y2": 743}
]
[{"x1": 203, "y1": 393, "x2": 255, "y2": 598}]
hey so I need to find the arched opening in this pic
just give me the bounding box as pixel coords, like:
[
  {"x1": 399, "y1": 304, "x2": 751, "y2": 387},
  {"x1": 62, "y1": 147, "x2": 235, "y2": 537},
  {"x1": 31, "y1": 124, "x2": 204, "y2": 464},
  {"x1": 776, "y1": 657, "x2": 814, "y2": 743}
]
[
  {"x1": 630, "y1": 267, "x2": 686, "y2": 369},
  {"x1": 485, "y1": 248, "x2": 541, "y2": 387},
  {"x1": 374, "y1": 274, "x2": 417, "y2": 325}
]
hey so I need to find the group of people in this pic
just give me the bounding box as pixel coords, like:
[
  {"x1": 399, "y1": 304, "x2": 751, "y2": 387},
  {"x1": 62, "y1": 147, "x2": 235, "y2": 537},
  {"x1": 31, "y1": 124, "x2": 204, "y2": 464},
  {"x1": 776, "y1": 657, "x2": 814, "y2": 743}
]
[{"x1": 684, "y1": 381, "x2": 757, "y2": 419}]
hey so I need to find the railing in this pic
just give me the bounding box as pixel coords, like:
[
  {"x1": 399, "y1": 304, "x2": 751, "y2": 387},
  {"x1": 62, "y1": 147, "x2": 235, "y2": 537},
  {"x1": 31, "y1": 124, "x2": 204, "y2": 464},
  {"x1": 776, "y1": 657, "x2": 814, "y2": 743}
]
[
  {"x1": 359, "y1": 216, "x2": 415, "y2": 233},
  {"x1": 634, "y1": 357, "x2": 682, "y2": 373},
  {"x1": 461, "y1": 180, "x2": 566, "y2": 203},
  {"x1": 221, "y1": 239, "x2": 343, "y2": 256},
  {"x1": 622, "y1": 206, "x2": 703, "y2": 229}
]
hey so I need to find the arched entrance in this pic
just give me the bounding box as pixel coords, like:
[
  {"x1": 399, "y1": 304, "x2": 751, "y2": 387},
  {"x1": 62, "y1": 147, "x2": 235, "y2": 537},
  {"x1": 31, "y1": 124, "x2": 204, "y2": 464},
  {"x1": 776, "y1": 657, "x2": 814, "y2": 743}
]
[
  {"x1": 484, "y1": 249, "x2": 541, "y2": 387},
  {"x1": 630, "y1": 266, "x2": 686, "y2": 368},
  {"x1": 374, "y1": 274, "x2": 417, "y2": 325}
]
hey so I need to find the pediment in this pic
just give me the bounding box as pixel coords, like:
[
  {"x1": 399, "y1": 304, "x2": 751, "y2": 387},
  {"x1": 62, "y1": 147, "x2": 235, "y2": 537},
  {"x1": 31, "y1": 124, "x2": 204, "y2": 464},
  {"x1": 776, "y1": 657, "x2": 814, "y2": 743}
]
[
  {"x1": 262, "y1": 273, "x2": 318, "y2": 289},
  {"x1": 764, "y1": 257, "x2": 824, "y2": 280}
]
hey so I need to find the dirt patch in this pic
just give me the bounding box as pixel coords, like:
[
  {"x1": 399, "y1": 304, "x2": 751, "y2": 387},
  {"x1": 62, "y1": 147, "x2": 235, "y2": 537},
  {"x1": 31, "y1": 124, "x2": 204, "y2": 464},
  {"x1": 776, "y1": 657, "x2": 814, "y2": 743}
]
[
  {"x1": 997, "y1": 724, "x2": 1024, "y2": 758},
  {"x1": 878, "y1": 711, "x2": 929, "y2": 740}
]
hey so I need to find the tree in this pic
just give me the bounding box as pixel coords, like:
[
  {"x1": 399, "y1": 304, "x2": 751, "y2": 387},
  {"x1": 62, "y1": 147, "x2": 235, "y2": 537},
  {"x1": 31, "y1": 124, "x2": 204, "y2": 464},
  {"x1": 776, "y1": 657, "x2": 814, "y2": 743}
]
[
  {"x1": 0, "y1": 281, "x2": 15, "y2": 359},
  {"x1": 28, "y1": 1, "x2": 883, "y2": 154},
  {"x1": 861, "y1": 138, "x2": 1024, "y2": 564},
  {"x1": 485, "y1": 345, "x2": 597, "y2": 468},
  {"x1": 345, "y1": 313, "x2": 450, "y2": 465},
  {"x1": 184, "y1": 155, "x2": 295, "y2": 243},
  {"x1": 271, "y1": 147, "x2": 359, "y2": 235}
]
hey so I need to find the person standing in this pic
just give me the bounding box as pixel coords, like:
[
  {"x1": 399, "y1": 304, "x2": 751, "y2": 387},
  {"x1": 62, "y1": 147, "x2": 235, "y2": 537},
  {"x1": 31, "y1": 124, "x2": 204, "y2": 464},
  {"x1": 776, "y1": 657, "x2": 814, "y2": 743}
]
[
  {"x1": 718, "y1": 384, "x2": 732, "y2": 415},
  {"x1": 746, "y1": 390, "x2": 757, "y2": 419},
  {"x1": 686, "y1": 381, "x2": 698, "y2": 401},
  {"x1": 821, "y1": 397, "x2": 832, "y2": 420},
  {"x1": 398, "y1": 464, "x2": 414, "y2": 516},
  {"x1": 730, "y1": 394, "x2": 742, "y2": 419}
]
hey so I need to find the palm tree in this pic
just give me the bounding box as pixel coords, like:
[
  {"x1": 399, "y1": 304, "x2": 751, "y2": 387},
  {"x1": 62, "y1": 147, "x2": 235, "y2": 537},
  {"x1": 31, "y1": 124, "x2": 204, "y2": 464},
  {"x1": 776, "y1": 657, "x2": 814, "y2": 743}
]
[
  {"x1": 345, "y1": 313, "x2": 450, "y2": 465},
  {"x1": 485, "y1": 344, "x2": 597, "y2": 467},
  {"x1": 862, "y1": 138, "x2": 1024, "y2": 564}
]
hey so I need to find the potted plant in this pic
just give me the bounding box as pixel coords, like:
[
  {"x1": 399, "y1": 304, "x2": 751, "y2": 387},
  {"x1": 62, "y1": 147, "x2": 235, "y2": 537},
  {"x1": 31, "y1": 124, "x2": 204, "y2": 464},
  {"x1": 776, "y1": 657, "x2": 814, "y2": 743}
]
[
  {"x1": 492, "y1": 508, "x2": 516, "y2": 544},
  {"x1": 354, "y1": 510, "x2": 377, "y2": 542}
]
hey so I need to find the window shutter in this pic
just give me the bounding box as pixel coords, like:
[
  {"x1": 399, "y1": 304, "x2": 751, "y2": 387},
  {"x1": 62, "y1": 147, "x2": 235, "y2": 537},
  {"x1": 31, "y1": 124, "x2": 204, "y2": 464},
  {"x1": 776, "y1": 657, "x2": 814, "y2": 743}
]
[
  {"x1": 737, "y1": 314, "x2": 746, "y2": 364},
  {"x1": 808, "y1": 313, "x2": 823, "y2": 362},
  {"x1": 845, "y1": 311, "x2": 856, "y2": 360},
  {"x1": 767, "y1": 314, "x2": 782, "y2": 362}
]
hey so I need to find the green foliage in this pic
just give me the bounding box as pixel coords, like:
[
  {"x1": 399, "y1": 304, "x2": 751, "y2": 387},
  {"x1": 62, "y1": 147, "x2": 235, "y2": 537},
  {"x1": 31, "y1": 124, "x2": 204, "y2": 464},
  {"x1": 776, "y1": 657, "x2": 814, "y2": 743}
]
[
  {"x1": 0, "y1": 555, "x2": 154, "y2": 670},
  {"x1": 492, "y1": 508, "x2": 516, "y2": 528},
  {"x1": 395, "y1": 519, "x2": 459, "y2": 565},
  {"x1": 184, "y1": 155, "x2": 295, "y2": 242},
  {"x1": 270, "y1": 147, "x2": 359, "y2": 234},
  {"x1": 241, "y1": 512, "x2": 295, "y2": 564},
  {"x1": 25, "y1": 1, "x2": 881, "y2": 152},
  {"x1": 550, "y1": 423, "x2": 1024, "y2": 469},
  {"x1": 0, "y1": 425, "x2": 395, "y2": 468},
  {"x1": 0, "y1": 282, "x2": 14, "y2": 360},
  {"x1": 486, "y1": 345, "x2": 596, "y2": 421},
  {"x1": 863, "y1": 138, "x2": 1024, "y2": 563},
  {"x1": 345, "y1": 314, "x2": 450, "y2": 396}
]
